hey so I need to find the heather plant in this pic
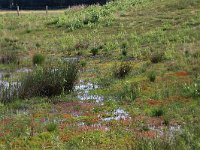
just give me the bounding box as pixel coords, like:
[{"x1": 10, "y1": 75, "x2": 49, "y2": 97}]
[
  {"x1": 150, "y1": 52, "x2": 164, "y2": 63},
  {"x1": 32, "y1": 53, "x2": 45, "y2": 65},
  {"x1": 46, "y1": 123, "x2": 57, "y2": 132},
  {"x1": 121, "y1": 42, "x2": 128, "y2": 56},
  {"x1": 150, "y1": 108, "x2": 164, "y2": 117},
  {"x1": 90, "y1": 47, "x2": 99, "y2": 56},
  {"x1": 148, "y1": 71, "x2": 156, "y2": 82},
  {"x1": 113, "y1": 62, "x2": 131, "y2": 79}
]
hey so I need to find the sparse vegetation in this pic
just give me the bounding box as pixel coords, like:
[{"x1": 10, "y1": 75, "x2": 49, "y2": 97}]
[
  {"x1": 0, "y1": 51, "x2": 19, "y2": 64},
  {"x1": 0, "y1": 0, "x2": 200, "y2": 149}
]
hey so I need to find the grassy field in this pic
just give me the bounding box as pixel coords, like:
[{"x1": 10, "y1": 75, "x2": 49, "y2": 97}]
[{"x1": 0, "y1": 0, "x2": 200, "y2": 149}]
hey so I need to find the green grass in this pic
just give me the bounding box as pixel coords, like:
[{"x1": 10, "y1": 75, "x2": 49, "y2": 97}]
[{"x1": 0, "y1": 0, "x2": 200, "y2": 149}]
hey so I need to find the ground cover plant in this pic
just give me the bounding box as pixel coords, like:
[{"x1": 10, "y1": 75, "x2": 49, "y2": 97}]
[{"x1": 0, "y1": 0, "x2": 200, "y2": 149}]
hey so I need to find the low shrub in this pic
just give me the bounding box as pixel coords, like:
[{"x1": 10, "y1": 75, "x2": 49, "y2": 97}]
[
  {"x1": 121, "y1": 42, "x2": 128, "y2": 56},
  {"x1": 148, "y1": 71, "x2": 156, "y2": 82},
  {"x1": 90, "y1": 47, "x2": 99, "y2": 56},
  {"x1": 122, "y1": 49, "x2": 127, "y2": 56},
  {"x1": 113, "y1": 62, "x2": 131, "y2": 79},
  {"x1": 150, "y1": 52, "x2": 164, "y2": 63},
  {"x1": 80, "y1": 60, "x2": 87, "y2": 67},
  {"x1": 151, "y1": 108, "x2": 164, "y2": 117},
  {"x1": 32, "y1": 54, "x2": 45, "y2": 65},
  {"x1": 90, "y1": 45, "x2": 103, "y2": 56},
  {"x1": 19, "y1": 62, "x2": 79, "y2": 99},
  {"x1": 46, "y1": 123, "x2": 57, "y2": 132}
]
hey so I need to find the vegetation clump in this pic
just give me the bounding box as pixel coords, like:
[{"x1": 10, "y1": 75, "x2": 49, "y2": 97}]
[
  {"x1": 148, "y1": 71, "x2": 156, "y2": 82},
  {"x1": 46, "y1": 123, "x2": 57, "y2": 132},
  {"x1": 121, "y1": 42, "x2": 128, "y2": 56},
  {"x1": 151, "y1": 108, "x2": 164, "y2": 117},
  {"x1": 32, "y1": 53, "x2": 45, "y2": 65},
  {"x1": 19, "y1": 62, "x2": 79, "y2": 98},
  {"x1": 113, "y1": 62, "x2": 131, "y2": 79},
  {"x1": 150, "y1": 52, "x2": 164, "y2": 63},
  {"x1": 90, "y1": 47, "x2": 99, "y2": 56}
]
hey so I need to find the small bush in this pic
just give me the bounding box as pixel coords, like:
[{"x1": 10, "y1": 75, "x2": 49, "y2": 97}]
[
  {"x1": 19, "y1": 62, "x2": 79, "y2": 98},
  {"x1": 121, "y1": 42, "x2": 128, "y2": 56},
  {"x1": 150, "y1": 52, "x2": 164, "y2": 63},
  {"x1": 46, "y1": 123, "x2": 57, "y2": 132},
  {"x1": 32, "y1": 54, "x2": 45, "y2": 65},
  {"x1": 90, "y1": 47, "x2": 99, "y2": 56},
  {"x1": 113, "y1": 62, "x2": 131, "y2": 79},
  {"x1": 148, "y1": 71, "x2": 156, "y2": 82},
  {"x1": 80, "y1": 60, "x2": 87, "y2": 67},
  {"x1": 151, "y1": 108, "x2": 164, "y2": 117},
  {"x1": 122, "y1": 49, "x2": 127, "y2": 56}
]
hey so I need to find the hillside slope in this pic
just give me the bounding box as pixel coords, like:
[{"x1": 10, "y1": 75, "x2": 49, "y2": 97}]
[{"x1": 0, "y1": 0, "x2": 200, "y2": 149}]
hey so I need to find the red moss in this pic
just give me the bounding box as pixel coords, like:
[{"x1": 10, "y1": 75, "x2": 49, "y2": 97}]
[
  {"x1": 175, "y1": 71, "x2": 189, "y2": 77},
  {"x1": 147, "y1": 99, "x2": 162, "y2": 107},
  {"x1": 146, "y1": 117, "x2": 164, "y2": 127}
]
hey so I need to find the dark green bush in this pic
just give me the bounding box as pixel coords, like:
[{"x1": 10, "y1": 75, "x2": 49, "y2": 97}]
[
  {"x1": 46, "y1": 123, "x2": 57, "y2": 132},
  {"x1": 113, "y1": 62, "x2": 131, "y2": 79},
  {"x1": 150, "y1": 52, "x2": 164, "y2": 63},
  {"x1": 80, "y1": 60, "x2": 87, "y2": 67},
  {"x1": 32, "y1": 54, "x2": 45, "y2": 65},
  {"x1": 121, "y1": 42, "x2": 128, "y2": 56},
  {"x1": 19, "y1": 62, "x2": 79, "y2": 98},
  {"x1": 90, "y1": 47, "x2": 99, "y2": 56},
  {"x1": 122, "y1": 49, "x2": 127, "y2": 56},
  {"x1": 151, "y1": 108, "x2": 164, "y2": 117},
  {"x1": 148, "y1": 71, "x2": 156, "y2": 82}
]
